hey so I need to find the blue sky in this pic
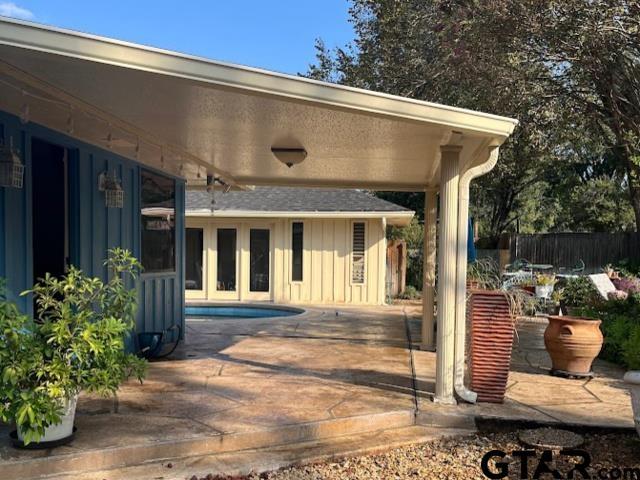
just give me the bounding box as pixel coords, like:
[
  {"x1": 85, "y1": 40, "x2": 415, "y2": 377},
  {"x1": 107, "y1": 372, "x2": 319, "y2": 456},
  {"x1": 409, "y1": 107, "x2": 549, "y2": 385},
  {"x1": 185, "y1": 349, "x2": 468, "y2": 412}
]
[{"x1": 0, "y1": 1, "x2": 354, "y2": 74}]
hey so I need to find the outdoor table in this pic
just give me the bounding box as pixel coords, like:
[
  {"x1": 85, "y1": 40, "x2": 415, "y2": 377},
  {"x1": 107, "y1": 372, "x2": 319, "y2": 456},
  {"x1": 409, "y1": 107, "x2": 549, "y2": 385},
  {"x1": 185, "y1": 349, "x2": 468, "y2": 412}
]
[
  {"x1": 529, "y1": 264, "x2": 553, "y2": 271},
  {"x1": 556, "y1": 273, "x2": 580, "y2": 279}
]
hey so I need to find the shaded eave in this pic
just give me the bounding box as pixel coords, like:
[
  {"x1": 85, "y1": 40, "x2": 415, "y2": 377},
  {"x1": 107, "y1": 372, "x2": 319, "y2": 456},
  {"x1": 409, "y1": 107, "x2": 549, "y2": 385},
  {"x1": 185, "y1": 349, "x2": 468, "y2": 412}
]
[{"x1": 0, "y1": 17, "x2": 518, "y2": 191}]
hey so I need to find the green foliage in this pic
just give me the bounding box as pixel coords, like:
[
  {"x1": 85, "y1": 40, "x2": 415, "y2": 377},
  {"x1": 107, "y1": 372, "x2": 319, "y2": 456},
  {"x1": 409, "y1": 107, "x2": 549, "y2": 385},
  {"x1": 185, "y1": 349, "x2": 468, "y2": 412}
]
[
  {"x1": 553, "y1": 177, "x2": 636, "y2": 232},
  {"x1": 387, "y1": 218, "x2": 424, "y2": 289},
  {"x1": 405, "y1": 249, "x2": 423, "y2": 291},
  {"x1": 467, "y1": 258, "x2": 541, "y2": 318},
  {"x1": 0, "y1": 248, "x2": 146, "y2": 444},
  {"x1": 386, "y1": 217, "x2": 423, "y2": 249},
  {"x1": 397, "y1": 285, "x2": 420, "y2": 300},
  {"x1": 580, "y1": 293, "x2": 640, "y2": 369},
  {"x1": 467, "y1": 258, "x2": 502, "y2": 291},
  {"x1": 613, "y1": 258, "x2": 640, "y2": 278},
  {"x1": 535, "y1": 274, "x2": 556, "y2": 286},
  {"x1": 559, "y1": 277, "x2": 599, "y2": 308},
  {"x1": 307, "y1": 0, "x2": 640, "y2": 237}
]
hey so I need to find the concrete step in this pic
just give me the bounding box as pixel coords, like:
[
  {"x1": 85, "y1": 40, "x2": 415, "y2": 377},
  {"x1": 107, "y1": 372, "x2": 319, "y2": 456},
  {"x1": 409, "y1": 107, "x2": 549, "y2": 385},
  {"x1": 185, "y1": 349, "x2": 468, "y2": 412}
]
[
  {"x1": 5, "y1": 410, "x2": 416, "y2": 480},
  {"x1": 42, "y1": 425, "x2": 475, "y2": 480}
]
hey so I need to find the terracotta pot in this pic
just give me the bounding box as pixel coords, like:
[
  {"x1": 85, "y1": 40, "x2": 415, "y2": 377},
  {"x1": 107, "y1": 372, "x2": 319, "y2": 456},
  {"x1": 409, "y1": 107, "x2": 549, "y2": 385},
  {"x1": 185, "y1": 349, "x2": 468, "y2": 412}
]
[
  {"x1": 544, "y1": 316, "x2": 603, "y2": 376},
  {"x1": 467, "y1": 280, "x2": 481, "y2": 290},
  {"x1": 469, "y1": 290, "x2": 514, "y2": 403}
]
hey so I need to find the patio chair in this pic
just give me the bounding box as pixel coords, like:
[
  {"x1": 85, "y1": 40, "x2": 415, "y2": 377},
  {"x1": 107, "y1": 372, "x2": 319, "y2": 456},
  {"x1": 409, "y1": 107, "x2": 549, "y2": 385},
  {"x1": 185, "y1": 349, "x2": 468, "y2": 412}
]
[
  {"x1": 506, "y1": 258, "x2": 531, "y2": 272},
  {"x1": 137, "y1": 324, "x2": 181, "y2": 360},
  {"x1": 501, "y1": 270, "x2": 533, "y2": 290},
  {"x1": 559, "y1": 259, "x2": 585, "y2": 275}
]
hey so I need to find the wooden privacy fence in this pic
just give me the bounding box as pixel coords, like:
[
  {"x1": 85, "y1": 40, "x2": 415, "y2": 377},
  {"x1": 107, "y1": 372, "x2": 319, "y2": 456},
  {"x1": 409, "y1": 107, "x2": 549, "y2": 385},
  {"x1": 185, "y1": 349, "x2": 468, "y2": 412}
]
[{"x1": 509, "y1": 232, "x2": 640, "y2": 272}]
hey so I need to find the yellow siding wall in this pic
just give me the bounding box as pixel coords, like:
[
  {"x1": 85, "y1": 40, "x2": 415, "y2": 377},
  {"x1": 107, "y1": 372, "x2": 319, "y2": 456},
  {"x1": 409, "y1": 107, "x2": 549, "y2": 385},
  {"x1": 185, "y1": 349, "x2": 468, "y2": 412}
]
[{"x1": 185, "y1": 217, "x2": 387, "y2": 305}]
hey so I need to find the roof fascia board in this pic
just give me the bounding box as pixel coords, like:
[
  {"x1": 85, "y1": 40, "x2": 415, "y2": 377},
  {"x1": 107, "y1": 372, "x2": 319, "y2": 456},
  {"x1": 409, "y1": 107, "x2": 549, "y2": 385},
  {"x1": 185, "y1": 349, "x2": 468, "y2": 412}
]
[
  {"x1": 0, "y1": 18, "x2": 518, "y2": 138},
  {"x1": 185, "y1": 210, "x2": 415, "y2": 220}
]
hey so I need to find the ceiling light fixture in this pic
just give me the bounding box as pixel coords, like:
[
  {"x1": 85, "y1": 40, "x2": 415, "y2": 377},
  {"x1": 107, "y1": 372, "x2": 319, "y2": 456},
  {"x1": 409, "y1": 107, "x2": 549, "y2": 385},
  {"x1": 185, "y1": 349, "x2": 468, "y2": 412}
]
[{"x1": 271, "y1": 147, "x2": 307, "y2": 168}]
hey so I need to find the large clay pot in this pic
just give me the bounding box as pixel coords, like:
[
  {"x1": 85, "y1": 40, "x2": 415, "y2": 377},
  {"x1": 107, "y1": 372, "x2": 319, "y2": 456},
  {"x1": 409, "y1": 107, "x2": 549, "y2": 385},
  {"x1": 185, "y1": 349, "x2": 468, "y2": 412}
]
[
  {"x1": 544, "y1": 316, "x2": 603, "y2": 376},
  {"x1": 469, "y1": 290, "x2": 514, "y2": 403}
]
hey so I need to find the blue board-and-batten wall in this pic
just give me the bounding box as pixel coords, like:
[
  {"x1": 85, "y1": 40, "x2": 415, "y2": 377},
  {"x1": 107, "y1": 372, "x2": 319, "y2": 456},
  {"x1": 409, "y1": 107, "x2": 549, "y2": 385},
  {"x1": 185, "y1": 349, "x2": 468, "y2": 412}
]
[{"x1": 0, "y1": 110, "x2": 185, "y2": 341}]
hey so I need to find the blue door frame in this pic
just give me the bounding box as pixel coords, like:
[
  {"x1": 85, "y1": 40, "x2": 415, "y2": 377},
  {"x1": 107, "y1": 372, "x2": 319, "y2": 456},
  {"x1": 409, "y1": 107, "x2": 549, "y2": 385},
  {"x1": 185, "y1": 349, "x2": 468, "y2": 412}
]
[{"x1": 0, "y1": 110, "x2": 185, "y2": 342}]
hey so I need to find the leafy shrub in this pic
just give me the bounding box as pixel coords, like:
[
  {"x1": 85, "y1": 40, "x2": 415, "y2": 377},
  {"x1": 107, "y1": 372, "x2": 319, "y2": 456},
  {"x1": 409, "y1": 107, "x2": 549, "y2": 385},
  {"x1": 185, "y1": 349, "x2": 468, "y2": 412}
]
[
  {"x1": 406, "y1": 248, "x2": 423, "y2": 290},
  {"x1": 558, "y1": 276, "x2": 599, "y2": 308},
  {"x1": 0, "y1": 248, "x2": 146, "y2": 444},
  {"x1": 397, "y1": 285, "x2": 421, "y2": 300},
  {"x1": 579, "y1": 293, "x2": 640, "y2": 369},
  {"x1": 613, "y1": 258, "x2": 640, "y2": 278}
]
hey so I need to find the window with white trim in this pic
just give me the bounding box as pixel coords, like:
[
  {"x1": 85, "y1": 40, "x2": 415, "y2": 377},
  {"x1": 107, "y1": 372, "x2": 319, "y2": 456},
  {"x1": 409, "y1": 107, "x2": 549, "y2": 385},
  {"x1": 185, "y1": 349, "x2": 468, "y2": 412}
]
[
  {"x1": 291, "y1": 222, "x2": 303, "y2": 282},
  {"x1": 352, "y1": 222, "x2": 366, "y2": 284}
]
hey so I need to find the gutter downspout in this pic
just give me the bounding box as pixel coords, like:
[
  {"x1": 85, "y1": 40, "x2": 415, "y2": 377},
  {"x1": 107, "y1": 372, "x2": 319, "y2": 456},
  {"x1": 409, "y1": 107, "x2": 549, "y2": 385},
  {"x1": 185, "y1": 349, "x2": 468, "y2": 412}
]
[
  {"x1": 454, "y1": 145, "x2": 500, "y2": 403},
  {"x1": 381, "y1": 217, "x2": 387, "y2": 305}
]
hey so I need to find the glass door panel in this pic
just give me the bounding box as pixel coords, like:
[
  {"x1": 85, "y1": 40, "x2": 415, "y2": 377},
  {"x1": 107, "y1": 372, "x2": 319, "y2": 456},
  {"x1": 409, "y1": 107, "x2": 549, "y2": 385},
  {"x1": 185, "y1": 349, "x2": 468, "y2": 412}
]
[
  {"x1": 249, "y1": 229, "x2": 270, "y2": 292},
  {"x1": 217, "y1": 228, "x2": 237, "y2": 291},
  {"x1": 185, "y1": 228, "x2": 204, "y2": 291}
]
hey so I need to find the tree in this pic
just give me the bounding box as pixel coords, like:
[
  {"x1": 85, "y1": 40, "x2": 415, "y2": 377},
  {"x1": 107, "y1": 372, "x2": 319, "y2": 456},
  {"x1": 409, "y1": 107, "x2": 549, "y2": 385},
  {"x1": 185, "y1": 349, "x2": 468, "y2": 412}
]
[
  {"x1": 306, "y1": 0, "x2": 638, "y2": 238},
  {"x1": 429, "y1": 0, "x2": 640, "y2": 230}
]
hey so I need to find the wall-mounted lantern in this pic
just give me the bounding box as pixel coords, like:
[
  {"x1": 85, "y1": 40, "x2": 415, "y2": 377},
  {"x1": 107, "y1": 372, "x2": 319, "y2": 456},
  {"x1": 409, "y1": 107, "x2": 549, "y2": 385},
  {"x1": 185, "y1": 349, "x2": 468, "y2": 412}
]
[
  {"x1": 0, "y1": 138, "x2": 24, "y2": 189},
  {"x1": 98, "y1": 170, "x2": 124, "y2": 208}
]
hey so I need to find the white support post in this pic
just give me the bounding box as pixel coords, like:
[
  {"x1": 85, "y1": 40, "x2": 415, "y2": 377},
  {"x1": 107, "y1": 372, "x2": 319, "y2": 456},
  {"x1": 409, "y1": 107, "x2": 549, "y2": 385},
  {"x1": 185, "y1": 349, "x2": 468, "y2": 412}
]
[
  {"x1": 421, "y1": 189, "x2": 437, "y2": 350},
  {"x1": 434, "y1": 145, "x2": 461, "y2": 405}
]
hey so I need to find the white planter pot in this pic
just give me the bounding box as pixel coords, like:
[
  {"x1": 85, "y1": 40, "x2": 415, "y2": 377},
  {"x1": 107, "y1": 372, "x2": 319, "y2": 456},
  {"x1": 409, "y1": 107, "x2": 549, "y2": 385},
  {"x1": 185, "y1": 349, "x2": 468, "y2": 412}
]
[
  {"x1": 535, "y1": 285, "x2": 554, "y2": 299},
  {"x1": 18, "y1": 394, "x2": 78, "y2": 443},
  {"x1": 624, "y1": 371, "x2": 640, "y2": 437}
]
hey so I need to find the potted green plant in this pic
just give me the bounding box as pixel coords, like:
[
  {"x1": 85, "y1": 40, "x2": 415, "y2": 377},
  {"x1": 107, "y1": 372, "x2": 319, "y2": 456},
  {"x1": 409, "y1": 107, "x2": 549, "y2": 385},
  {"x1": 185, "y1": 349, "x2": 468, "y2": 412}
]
[
  {"x1": 558, "y1": 276, "x2": 598, "y2": 315},
  {"x1": 0, "y1": 248, "x2": 146, "y2": 446},
  {"x1": 535, "y1": 273, "x2": 556, "y2": 299},
  {"x1": 546, "y1": 289, "x2": 563, "y2": 315},
  {"x1": 545, "y1": 277, "x2": 603, "y2": 378},
  {"x1": 467, "y1": 259, "x2": 538, "y2": 402}
]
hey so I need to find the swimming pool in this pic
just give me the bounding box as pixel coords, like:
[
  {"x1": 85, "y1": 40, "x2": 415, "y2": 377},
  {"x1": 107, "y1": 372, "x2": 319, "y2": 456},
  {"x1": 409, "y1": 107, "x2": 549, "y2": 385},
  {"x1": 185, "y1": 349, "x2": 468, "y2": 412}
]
[{"x1": 185, "y1": 304, "x2": 303, "y2": 319}]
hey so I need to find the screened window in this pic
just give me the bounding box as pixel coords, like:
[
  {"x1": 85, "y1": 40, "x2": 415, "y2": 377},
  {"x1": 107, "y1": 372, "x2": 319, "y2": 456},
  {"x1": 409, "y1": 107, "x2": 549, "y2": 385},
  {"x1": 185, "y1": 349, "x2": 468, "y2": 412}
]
[
  {"x1": 141, "y1": 170, "x2": 175, "y2": 273},
  {"x1": 185, "y1": 228, "x2": 203, "y2": 290},
  {"x1": 352, "y1": 222, "x2": 366, "y2": 284},
  {"x1": 291, "y1": 222, "x2": 303, "y2": 282}
]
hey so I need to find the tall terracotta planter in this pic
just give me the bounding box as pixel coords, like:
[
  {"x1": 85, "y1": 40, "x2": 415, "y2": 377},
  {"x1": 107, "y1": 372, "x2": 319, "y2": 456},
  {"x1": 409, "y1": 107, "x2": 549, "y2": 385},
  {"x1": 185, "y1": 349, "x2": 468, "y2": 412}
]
[
  {"x1": 469, "y1": 290, "x2": 514, "y2": 403},
  {"x1": 544, "y1": 316, "x2": 603, "y2": 377}
]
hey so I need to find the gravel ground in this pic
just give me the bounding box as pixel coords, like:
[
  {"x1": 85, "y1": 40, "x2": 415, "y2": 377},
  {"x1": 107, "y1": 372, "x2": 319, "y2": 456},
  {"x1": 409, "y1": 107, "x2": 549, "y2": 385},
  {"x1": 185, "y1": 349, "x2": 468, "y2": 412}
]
[{"x1": 189, "y1": 430, "x2": 640, "y2": 480}]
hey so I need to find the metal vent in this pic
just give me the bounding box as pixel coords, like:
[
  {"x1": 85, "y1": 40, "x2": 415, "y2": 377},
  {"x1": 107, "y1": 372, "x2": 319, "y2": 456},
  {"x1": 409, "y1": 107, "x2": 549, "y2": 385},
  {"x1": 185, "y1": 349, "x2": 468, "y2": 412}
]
[{"x1": 352, "y1": 222, "x2": 366, "y2": 284}]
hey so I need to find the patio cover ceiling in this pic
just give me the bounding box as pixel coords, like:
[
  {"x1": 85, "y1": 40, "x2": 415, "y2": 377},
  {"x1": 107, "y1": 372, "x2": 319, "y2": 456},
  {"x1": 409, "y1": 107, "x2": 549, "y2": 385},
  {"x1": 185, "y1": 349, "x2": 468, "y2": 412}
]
[{"x1": 0, "y1": 17, "x2": 518, "y2": 191}]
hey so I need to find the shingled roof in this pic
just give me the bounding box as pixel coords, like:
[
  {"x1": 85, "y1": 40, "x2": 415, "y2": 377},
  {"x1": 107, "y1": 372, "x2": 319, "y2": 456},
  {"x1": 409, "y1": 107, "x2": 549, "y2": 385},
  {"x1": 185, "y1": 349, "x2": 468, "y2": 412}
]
[{"x1": 186, "y1": 187, "x2": 412, "y2": 214}]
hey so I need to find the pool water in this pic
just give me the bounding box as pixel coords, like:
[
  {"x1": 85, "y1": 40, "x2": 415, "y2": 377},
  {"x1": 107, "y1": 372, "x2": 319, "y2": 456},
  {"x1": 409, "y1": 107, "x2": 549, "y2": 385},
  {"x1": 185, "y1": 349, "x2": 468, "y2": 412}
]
[{"x1": 185, "y1": 305, "x2": 302, "y2": 319}]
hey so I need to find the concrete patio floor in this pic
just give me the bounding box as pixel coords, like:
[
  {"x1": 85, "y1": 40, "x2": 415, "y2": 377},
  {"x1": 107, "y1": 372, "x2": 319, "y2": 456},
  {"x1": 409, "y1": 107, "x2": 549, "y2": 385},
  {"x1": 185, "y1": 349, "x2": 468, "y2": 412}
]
[
  {"x1": 404, "y1": 306, "x2": 634, "y2": 429},
  {"x1": 0, "y1": 305, "x2": 634, "y2": 479}
]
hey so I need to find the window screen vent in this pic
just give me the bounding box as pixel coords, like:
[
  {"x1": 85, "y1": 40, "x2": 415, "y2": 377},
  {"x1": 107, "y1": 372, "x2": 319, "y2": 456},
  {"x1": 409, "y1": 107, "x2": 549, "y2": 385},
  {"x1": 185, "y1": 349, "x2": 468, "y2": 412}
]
[{"x1": 352, "y1": 222, "x2": 366, "y2": 284}]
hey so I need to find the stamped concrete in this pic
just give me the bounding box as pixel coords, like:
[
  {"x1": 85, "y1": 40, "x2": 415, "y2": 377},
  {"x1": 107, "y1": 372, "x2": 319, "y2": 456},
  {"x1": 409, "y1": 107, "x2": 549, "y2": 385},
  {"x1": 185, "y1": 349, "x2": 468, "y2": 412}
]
[
  {"x1": 0, "y1": 305, "x2": 634, "y2": 479},
  {"x1": 406, "y1": 306, "x2": 634, "y2": 429},
  {"x1": 0, "y1": 306, "x2": 417, "y2": 479}
]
